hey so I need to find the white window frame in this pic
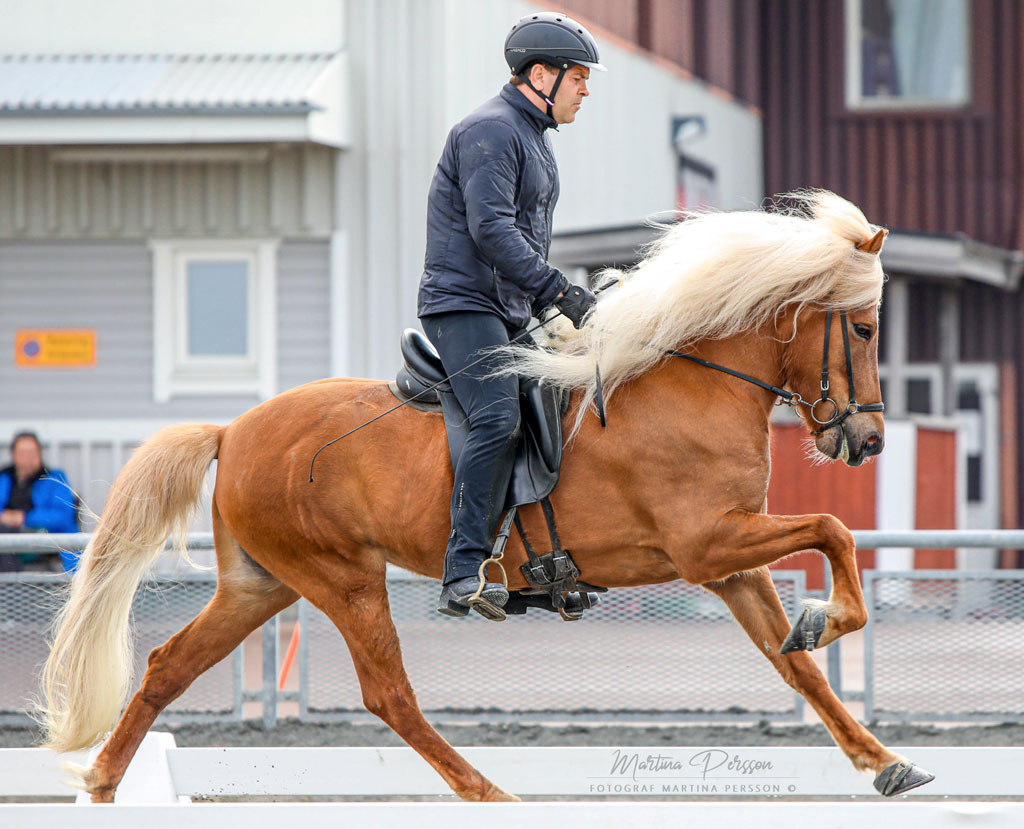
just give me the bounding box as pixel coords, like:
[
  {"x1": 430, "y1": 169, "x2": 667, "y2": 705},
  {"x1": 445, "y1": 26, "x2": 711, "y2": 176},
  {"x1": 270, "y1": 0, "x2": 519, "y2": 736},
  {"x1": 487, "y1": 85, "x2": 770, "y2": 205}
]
[
  {"x1": 151, "y1": 238, "x2": 278, "y2": 402},
  {"x1": 845, "y1": 0, "x2": 971, "y2": 111}
]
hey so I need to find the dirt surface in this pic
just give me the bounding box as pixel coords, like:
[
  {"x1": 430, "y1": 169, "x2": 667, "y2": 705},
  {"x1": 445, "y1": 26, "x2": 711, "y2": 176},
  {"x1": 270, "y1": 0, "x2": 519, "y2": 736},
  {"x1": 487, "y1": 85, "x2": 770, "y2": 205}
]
[{"x1": 5, "y1": 718, "x2": 1024, "y2": 749}]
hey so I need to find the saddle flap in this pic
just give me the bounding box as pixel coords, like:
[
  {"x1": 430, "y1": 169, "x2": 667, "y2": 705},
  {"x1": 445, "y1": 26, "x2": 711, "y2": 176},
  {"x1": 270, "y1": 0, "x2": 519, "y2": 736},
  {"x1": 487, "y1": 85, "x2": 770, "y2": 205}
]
[
  {"x1": 519, "y1": 377, "x2": 562, "y2": 467},
  {"x1": 389, "y1": 328, "x2": 565, "y2": 509}
]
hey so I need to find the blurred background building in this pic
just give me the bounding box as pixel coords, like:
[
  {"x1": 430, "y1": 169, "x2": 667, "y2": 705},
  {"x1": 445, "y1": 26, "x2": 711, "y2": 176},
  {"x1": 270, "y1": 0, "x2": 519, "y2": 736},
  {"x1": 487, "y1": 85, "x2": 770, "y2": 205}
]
[{"x1": 0, "y1": 0, "x2": 1019, "y2": 578}]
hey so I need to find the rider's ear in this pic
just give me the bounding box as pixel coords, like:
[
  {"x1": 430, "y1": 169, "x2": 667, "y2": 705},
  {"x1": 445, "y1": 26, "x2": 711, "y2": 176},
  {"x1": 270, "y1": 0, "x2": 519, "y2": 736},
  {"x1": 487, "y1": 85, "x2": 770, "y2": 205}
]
[{"x1": 855, "y1": 227, "x2": 887, "y2": 254}]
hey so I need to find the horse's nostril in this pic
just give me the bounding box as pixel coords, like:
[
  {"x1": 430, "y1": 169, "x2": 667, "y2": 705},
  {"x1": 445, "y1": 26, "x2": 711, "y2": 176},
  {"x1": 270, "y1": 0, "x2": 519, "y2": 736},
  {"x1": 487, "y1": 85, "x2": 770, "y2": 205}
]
[{"x1": 863, "y1": 433, "x2": 883, "y2": 455}]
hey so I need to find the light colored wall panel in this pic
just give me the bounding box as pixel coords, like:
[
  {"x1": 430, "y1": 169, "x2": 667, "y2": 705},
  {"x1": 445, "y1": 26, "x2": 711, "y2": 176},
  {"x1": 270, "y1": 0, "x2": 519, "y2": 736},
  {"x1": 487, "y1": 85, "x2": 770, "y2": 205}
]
[
  {"x1": 278, "y1": 241, "x2": 332, "y2": 390},
  {"x1": 0, "y1": 0, "x2": 344, "y2": 54},
  {"x1": 0, "y1": 240, "x2": 330, "y2": 420},
  {"x1": 0, "y1": 146, "x2": 334, "y2": 240}
]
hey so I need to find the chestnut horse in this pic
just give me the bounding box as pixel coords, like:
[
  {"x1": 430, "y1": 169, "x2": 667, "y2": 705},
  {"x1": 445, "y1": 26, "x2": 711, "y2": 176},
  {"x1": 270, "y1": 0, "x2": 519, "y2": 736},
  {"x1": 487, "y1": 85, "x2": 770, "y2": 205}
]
[{"x1": 39, "y1": 191, "x2": 934, "y2": 801}]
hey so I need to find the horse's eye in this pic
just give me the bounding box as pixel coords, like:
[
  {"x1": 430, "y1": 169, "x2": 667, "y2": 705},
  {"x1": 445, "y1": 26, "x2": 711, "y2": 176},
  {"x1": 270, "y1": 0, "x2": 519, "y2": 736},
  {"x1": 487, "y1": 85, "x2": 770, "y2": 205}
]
[{"x1": 853, "y1": 324, "x2": 873, "y2": 340}]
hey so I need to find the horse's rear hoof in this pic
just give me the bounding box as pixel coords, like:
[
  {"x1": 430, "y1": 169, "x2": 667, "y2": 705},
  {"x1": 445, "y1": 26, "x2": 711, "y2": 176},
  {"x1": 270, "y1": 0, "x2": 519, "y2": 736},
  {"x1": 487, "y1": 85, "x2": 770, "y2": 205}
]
[
  {"x1": 873, "y1": 761, "x2": 936, "y2": 796},
  {"x1": 780, "y1": 606, "x2": 827, "y2": 653}
]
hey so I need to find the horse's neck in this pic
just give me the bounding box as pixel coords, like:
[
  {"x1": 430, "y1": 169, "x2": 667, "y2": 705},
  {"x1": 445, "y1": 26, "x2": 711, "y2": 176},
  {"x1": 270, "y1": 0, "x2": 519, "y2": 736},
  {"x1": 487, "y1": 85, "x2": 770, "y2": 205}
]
[{"x1": 673, "y1": 324, "x2": 786, "y2": 416}]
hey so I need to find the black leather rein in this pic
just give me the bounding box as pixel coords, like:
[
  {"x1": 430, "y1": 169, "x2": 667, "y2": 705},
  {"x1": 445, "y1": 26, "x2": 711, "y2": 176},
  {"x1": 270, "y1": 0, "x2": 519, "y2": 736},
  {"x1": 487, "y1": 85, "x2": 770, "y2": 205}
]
[{"x1": 666, "y1": 308, "x2": 884, "y2": 434}]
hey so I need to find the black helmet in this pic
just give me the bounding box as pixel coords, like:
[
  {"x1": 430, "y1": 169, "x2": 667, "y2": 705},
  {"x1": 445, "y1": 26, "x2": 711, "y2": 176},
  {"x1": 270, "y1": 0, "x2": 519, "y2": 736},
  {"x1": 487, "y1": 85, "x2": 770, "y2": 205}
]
[{"x1": 504, "y1": 12, "x2": 607, "y2": 75}]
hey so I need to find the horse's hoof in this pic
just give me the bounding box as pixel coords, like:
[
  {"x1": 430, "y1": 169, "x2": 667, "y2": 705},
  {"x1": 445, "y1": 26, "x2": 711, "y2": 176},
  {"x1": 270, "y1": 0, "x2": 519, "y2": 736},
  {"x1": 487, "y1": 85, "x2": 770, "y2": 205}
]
[
  {"x1": 780, "y1": 606, "x2": 827, "y2": 653},
  {"x1": 873, "y1": 761, "x2": 936, "y2": 797},
  {"x1": 478, "y1": 783, "x2": 520, "y2": 802}
]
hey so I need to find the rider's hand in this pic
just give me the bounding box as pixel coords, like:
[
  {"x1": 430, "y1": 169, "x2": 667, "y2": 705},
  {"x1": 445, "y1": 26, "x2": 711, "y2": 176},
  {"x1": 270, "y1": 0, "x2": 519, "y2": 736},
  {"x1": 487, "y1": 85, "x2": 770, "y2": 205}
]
[{"x1": 554, "y1": 285, "x2": 597, "y2": 329}]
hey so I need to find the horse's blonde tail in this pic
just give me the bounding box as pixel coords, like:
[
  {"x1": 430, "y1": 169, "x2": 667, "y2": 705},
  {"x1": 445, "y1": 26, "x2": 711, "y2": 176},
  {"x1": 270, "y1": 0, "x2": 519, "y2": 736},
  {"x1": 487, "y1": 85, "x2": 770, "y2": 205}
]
[{"x1": 37, "y1": 423, "x2": 222, "y2": 753}]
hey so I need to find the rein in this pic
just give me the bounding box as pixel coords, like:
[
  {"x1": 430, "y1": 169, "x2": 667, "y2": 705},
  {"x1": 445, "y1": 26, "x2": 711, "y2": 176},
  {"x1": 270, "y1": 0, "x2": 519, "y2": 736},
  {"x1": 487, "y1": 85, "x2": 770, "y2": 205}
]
[{"x1": 667, "y1": 309, "x2": 884, "y2": 433}]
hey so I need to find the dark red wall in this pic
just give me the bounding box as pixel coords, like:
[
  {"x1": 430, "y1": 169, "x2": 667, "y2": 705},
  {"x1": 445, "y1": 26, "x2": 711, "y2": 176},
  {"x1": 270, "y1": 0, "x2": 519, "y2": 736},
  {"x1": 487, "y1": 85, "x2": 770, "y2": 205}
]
[
  {"x1": 760, "y1": 0, "x2": 1024, "y2": 251},
  {"x1": 766, "y1": 424, "x2": 877, "y2": 589}
]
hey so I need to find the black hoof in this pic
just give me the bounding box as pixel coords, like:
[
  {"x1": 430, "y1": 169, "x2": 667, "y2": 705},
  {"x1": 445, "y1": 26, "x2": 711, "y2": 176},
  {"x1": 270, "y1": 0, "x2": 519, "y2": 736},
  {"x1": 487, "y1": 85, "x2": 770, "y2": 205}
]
[
  {"x1": 780, "y1": 606, "x2": 827, "y2": 653},
  {"x1": 873, "y1": 761, "x2": 936, "y2": 797}
]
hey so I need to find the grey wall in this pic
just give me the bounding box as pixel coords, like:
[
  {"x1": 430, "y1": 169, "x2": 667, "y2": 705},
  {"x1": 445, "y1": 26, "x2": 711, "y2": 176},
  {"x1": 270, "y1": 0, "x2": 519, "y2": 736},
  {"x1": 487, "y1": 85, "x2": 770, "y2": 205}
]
[{"x1": 0, "y1": 240, "x2": 331, "y2": 422}]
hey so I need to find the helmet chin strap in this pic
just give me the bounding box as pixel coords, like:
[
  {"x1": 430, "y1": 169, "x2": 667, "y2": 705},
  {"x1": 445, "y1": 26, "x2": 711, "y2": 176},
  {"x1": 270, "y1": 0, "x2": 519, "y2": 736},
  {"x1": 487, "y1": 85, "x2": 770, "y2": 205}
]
[{"x1": 517, "y1": 64, "x2": 568, "y2": 120}]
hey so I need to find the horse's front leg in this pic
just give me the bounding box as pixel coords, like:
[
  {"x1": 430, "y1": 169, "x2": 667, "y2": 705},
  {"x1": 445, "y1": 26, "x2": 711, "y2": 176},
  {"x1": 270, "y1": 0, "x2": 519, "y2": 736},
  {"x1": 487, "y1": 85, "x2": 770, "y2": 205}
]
[
  {"x1": 703, "y1": 568, "x2": 934, "y2": 795},
  {"x1": 678, "y1": 510, "x2": 865, "y2": 651}
]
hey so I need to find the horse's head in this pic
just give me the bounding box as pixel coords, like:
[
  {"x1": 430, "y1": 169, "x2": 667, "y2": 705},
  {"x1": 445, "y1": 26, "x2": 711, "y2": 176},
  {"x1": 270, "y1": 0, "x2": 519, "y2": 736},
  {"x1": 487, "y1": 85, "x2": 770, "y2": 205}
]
[{"x1": 782, "y1": 230, "x2": 887, "y2": 467}]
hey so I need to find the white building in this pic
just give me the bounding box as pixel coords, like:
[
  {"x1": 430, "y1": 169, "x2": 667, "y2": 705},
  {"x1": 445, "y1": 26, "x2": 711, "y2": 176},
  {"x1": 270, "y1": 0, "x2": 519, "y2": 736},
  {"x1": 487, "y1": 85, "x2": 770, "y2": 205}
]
[{"x1": 0, "y1": 0, "x2": 762, "y2": 522}]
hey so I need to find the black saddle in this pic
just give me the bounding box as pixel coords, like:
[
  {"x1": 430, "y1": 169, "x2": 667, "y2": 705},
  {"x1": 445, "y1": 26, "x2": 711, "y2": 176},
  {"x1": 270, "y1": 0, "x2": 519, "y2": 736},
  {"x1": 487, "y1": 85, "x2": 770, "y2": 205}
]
[{"x1": 389, "y1": 328, "x2": 566, "y2": 509}]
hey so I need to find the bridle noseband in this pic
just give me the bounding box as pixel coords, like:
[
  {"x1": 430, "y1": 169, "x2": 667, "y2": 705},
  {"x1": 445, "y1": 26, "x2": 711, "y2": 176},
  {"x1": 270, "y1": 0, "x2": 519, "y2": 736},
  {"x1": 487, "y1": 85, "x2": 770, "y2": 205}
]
[
  {"x1": 805, "y1": 308, "x2": 885, "y2": 434},
  {"x1": 667, "y1": 308, "x2": 884, "y2": 433}
]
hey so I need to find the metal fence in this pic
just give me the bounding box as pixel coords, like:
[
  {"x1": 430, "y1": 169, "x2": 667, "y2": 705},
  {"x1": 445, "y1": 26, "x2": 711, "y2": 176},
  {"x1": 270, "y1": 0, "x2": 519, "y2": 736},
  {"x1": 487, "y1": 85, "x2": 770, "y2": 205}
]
[
  {"x1": 864, "y1": 569, "x2": 1024, "y2": 722},
  {"x1": 0, "y1": 571, "x2": 241, "y2": 726},
  {"x1": 4, "y1": 530, "x2": 1024, "y2": 727},
  {"x1": 296, "y1": 570, "x2": 806, "y2": 722}
]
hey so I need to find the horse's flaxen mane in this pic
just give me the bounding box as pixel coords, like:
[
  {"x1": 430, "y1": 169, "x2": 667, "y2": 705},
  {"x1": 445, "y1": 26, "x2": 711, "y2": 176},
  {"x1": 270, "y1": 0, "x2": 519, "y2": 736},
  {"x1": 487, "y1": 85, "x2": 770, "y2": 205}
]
[{"x1": 505, "y1": 189, "x2": 886, "y2": 435}]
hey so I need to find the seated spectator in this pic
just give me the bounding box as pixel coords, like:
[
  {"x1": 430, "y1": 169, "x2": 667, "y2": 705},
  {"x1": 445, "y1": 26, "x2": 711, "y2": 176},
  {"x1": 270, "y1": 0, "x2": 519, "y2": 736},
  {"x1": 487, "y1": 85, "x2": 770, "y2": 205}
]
[{"x1": 0, "y1": 431, "x2": 80, "y2": 572}]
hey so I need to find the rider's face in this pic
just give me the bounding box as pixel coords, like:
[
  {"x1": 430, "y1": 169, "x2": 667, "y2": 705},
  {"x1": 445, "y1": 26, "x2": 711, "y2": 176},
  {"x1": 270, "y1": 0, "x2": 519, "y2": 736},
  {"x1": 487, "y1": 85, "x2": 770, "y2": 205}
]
[{"x1": 530, "y1": 64, "x2": 590, "y2": 124}]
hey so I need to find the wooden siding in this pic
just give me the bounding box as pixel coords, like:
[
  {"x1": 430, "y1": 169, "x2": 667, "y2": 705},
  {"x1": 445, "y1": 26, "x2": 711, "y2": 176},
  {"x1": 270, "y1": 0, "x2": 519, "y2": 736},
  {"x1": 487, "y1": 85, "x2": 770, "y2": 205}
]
[
  {"x1": 760, "y1": 0, "x2": 1024, "y2": 251},
  {"x1": 558, "y1": 0, "x2": 763, "y2": 107},
  {"x1": 767, "y1": 423, "x2": 877, "y2": 589},
  {"x1": 278, "y1": 241, "x2": 332, "y2": 391},
  {"x1": 0, "y1": 240, "x2": 330, "y2": 421},
  {"x1": 0, "y1": 145, "x2": 335, "y2": 241},
  {"x1": 913, "y1": 427, "x2": 958, "y2": 568}
]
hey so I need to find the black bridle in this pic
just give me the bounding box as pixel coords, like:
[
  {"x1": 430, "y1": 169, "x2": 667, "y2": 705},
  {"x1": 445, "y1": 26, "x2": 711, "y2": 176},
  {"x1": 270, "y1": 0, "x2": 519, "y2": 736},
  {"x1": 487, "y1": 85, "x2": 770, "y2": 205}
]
[{"x1": 667, "y1": 308, "x2": 884, "y2": 433}]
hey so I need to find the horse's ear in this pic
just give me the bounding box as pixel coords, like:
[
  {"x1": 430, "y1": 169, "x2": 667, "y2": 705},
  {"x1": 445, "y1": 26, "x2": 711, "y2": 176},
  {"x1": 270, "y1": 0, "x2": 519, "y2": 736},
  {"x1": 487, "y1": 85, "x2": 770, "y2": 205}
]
[{"x1": 856, "y1": 227, "x2": 887, "y2": 254}]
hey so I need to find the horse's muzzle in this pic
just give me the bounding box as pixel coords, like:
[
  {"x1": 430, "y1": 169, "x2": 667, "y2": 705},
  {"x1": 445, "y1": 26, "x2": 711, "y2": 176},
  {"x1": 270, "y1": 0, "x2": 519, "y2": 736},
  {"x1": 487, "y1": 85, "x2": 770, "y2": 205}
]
[{"x1": 843, "y1": 427, "x2": 884, "y2": 467}]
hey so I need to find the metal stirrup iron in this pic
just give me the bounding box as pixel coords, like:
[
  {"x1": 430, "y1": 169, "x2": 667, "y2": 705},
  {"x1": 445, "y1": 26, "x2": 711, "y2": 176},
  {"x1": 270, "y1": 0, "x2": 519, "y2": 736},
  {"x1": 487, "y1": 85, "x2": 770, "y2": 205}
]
[{"x1": 467, "y1": 508, "x2": 515, "y2": 621}]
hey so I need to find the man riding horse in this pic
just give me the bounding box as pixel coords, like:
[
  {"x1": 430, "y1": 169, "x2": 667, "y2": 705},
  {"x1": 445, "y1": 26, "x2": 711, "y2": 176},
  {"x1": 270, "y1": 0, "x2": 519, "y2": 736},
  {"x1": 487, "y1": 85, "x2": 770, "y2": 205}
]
[{"x1": 417, "y1": 12, "x2": 604, "y2": 618}]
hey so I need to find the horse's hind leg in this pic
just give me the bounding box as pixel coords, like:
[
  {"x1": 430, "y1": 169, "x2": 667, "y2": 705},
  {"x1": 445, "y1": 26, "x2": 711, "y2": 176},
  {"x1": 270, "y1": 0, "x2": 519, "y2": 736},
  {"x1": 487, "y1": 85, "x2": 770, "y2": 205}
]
[
  {"x1": 83, "y1": 521, "x2": 297, "y2": 802},
  {"x1": 703, "y1": 568, "x2": 934, "y2": 795},
  {"x1": 293, "y1": 552, "x2": 518, "y2": 802}
]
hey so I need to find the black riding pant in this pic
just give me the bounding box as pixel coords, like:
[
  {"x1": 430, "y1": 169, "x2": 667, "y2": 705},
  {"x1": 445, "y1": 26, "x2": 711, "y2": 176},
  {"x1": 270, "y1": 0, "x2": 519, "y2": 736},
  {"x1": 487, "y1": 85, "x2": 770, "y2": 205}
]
[{"x1": 421, "y1": 311, "x2": 522, "y2": 584}]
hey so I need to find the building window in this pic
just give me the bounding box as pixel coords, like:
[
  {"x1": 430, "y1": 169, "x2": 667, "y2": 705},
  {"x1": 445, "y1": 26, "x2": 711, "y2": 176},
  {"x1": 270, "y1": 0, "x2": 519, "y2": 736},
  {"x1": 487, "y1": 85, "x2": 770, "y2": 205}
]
[
  {"x1": 846, "y1": 0, "x2": 970, "y2": 109},
  {"x1": 151, "y1": 239, "x2": 278, "y2": 401}
]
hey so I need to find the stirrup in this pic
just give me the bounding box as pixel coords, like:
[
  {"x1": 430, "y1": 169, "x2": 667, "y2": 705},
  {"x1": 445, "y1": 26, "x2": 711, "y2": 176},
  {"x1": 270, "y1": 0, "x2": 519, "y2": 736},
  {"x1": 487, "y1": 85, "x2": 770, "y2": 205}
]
[{"x1": 467, "y1": 557, "x2": 508, "y2": 622}]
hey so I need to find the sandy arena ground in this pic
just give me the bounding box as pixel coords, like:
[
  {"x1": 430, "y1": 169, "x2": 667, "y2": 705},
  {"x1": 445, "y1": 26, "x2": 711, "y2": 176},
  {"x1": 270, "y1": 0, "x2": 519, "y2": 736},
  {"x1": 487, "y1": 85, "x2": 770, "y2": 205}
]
[{"x1": 4, "y1": 718, "x2": 1024, "y2": 749}]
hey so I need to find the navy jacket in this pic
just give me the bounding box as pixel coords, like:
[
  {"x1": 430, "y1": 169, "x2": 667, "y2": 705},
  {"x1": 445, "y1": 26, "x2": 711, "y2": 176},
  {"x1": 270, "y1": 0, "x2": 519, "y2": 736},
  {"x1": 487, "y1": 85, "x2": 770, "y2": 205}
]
[{"x1": 418, "y1": 84, "x2": 570, "y2": 330}]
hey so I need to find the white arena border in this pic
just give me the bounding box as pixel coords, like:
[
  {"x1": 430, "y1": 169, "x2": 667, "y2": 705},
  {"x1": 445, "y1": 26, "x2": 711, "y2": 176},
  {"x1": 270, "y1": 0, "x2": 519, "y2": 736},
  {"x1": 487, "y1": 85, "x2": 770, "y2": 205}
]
[{"x1": 3, "y1": 732, "x2": 1023, "y2": 828}]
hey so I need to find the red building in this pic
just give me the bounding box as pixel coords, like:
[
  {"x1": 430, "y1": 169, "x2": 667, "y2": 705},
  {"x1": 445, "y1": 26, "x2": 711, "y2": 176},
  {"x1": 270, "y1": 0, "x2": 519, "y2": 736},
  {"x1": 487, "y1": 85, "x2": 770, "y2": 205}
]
[{"x1": 560, "y1": 0, "x2": 1022, "y2": 576}]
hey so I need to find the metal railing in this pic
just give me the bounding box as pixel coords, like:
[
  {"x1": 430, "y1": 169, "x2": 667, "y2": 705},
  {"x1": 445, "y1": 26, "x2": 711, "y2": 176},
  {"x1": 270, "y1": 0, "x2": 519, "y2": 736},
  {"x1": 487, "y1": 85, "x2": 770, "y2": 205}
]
[{"x1": 3, "y1": 530, "x2": 1024, "y2": 727}]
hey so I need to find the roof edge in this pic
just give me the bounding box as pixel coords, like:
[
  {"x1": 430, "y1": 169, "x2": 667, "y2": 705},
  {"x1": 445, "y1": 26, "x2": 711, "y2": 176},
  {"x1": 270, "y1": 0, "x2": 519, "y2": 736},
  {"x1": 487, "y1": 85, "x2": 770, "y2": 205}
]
[{"x1": 882, "y1": 231, "x2": 1024, "y2": 291}]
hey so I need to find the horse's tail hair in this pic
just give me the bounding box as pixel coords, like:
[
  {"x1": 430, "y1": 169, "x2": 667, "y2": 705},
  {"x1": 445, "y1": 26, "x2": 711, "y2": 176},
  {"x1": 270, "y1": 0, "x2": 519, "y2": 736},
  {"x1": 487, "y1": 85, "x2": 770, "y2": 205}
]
[{"x1": 36, "y1": 423, "x2": 222, "y2": 753}]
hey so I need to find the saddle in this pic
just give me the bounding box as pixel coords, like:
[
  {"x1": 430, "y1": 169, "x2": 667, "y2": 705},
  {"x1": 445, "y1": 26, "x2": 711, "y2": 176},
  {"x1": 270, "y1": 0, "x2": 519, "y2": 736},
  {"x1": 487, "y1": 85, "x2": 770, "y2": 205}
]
[
  {"x1": 390, "y1": 329, "x2": 606, "y2": 619},
  {"x1": 391, "y1": 328, "x2": 565, "y2": 508}
]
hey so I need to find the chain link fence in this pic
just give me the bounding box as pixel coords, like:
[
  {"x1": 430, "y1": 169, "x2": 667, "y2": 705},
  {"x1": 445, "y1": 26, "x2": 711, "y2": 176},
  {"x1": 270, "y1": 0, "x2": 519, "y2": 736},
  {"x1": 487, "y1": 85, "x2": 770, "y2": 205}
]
[
  {"x1": 864, "y1": 570, "x2": 1024, "y2": 722},
  {"x1": 5, "y1": 535, "x2": 1024, "y2": 727},
  {"x1": 297, "y1": 570, "x2": 807, "y2": 721},
  {"x1": 0, "y1": 572, "x2": 241, "y2": 726}
]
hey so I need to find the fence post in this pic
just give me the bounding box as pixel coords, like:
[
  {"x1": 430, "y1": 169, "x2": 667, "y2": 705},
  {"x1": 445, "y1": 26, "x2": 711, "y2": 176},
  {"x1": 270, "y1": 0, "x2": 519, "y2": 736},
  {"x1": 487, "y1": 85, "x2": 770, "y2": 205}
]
[
  {"x1": 262, "y1": 615, "x2": 278, "y2": 729},
  {"x1": 822, "y1": 565, "x2": 844, "y2": 698}
]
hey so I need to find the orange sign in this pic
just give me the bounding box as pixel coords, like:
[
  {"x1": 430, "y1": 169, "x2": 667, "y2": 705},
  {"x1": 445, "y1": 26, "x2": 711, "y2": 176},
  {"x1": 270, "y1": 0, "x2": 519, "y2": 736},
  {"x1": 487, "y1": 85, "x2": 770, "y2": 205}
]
[{"x1": 15, "y1": 329, "x2": 96, "y2": 368}]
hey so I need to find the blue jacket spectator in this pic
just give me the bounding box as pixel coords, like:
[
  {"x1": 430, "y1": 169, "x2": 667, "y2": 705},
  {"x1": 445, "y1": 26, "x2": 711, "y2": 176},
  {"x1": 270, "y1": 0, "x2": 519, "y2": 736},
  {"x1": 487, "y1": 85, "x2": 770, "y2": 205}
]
[{"x1": 0, "y1": 431, "x2": 80, "y2": 572}]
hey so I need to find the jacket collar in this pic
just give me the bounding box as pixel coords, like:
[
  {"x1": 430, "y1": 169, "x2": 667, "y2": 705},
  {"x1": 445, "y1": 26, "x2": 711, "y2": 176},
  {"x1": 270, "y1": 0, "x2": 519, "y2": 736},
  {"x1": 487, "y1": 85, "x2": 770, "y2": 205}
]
[
  {"x1": 500, "y1": 83, "x2": 558, "y2": 133},
  {"x1": 1, "y1": 465, "x2": 48, "y2": 485}
]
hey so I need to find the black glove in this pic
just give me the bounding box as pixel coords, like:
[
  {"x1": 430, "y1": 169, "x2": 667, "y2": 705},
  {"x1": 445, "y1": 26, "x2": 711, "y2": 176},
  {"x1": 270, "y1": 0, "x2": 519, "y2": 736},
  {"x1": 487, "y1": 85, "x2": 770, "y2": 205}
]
[{"x1": 554, "y1": 285, "x2": 597, "y2": 329}]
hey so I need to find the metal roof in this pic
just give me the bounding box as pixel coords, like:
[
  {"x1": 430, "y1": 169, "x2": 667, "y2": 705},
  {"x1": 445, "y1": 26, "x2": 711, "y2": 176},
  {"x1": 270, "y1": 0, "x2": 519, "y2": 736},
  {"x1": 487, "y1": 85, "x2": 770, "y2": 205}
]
[{"x1": 0, "y1": 53, "x2": 338, "y2": 114}]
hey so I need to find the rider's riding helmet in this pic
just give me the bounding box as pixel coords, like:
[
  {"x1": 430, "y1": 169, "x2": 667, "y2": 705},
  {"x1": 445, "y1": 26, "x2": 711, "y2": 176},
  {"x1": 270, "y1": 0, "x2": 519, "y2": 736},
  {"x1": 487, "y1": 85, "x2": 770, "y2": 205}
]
[{"x1": 504, "y1": 12, "x2": 606, "y2": 119}]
